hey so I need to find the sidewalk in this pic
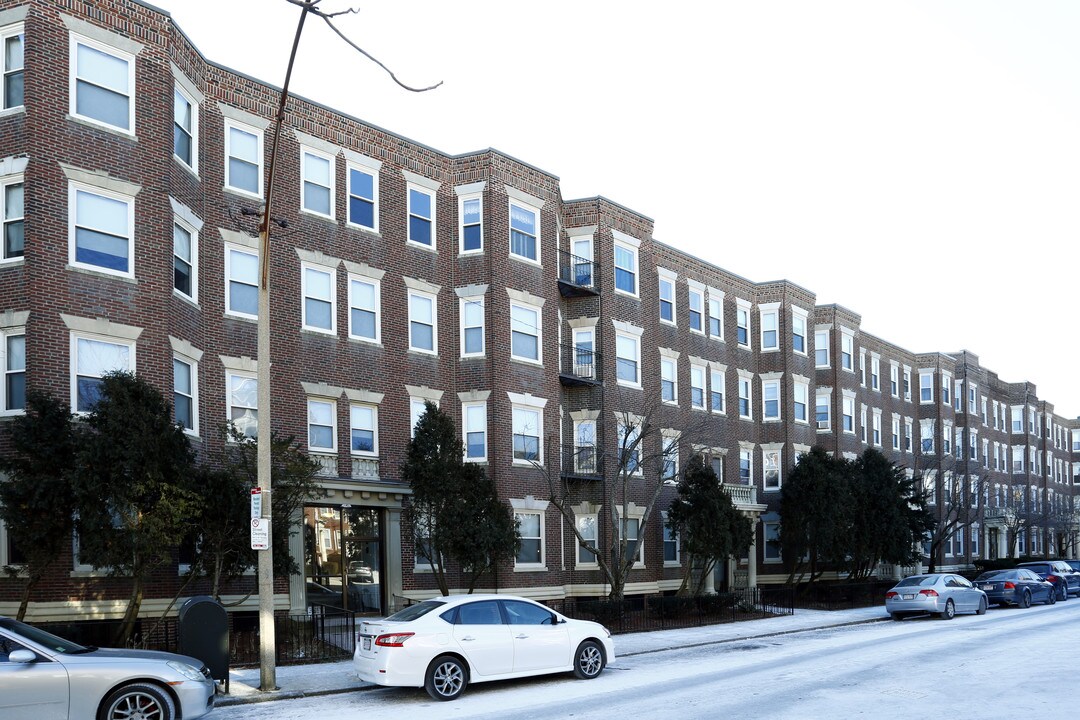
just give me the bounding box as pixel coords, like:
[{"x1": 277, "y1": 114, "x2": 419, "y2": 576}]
[{"x1": 219, "y1": 605, "x2": 887, "y2": 706}]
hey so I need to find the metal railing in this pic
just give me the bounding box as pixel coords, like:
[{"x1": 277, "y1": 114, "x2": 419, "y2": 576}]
[
  {"x1": 562, "y1": 445, "x2": 602, "y2": 478},
  {"x1": 558, "y1": 250, "x2": 599, "y2": 290},
  {"x1": 559, "y1": 343, "x2": 602, "y2": 382}
]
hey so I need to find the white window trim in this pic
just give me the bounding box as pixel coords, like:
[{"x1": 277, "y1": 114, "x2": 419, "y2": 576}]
[
  {"x1": 68, "y1": 180, "x2": 136, "y2": 279},
  {"x1": 457, "y1": 190, "x2": 483, "y2": 254},
  {"x1": 512, "y1": 503, "x2": 547, "y2": 571},
  {"x1": 306, "y1": 395, "x2": 338, "y2": 454},
  {"x1": 707, "y1": 287, "x2": 725, "y2": 342},
  {"x1": 346, "y1": 159, "x2": 380, "y2": 233},
  {"x1": 659, "y1": 354, "x2": 678, "y2": 406},
  {"x1": 68, "y1": 32, "x2": 136, "y2": 135},
  {"x1": 509, "y1": 392, "x2": 547, "y2": 467},
  {"x1": 171, "y1": 348, "x2": 200, "y2": 438},
  {"x1": 224, "y1": 243, "x2": 259, "y2": 320},
  {"x1": 615, "y1": 504, "x2": 646, "y2": 569},
  {"x1": 919, "y1": 371, "x2": 934, "y2": 404},
  {"x1": 763, "y1": 521, "x2": 783, "y2": 564},
  {"x1": 613, "y1": 321, "x2": 644, "y2": 389},
  {"x1": 509, "y1": 298, "x2": 543, "y2": 365},
  {"x1": 791, "y1": 306, "x2": 808, "y2": 356},
  {"x1": 710, "y1": 365, "x2": 727, "y2": 416},
  {"x1": 459, "y1": 294, "x2": 485, "y2": 358},
  {"x1": 662, "y1": 511, "x2": 681, "y2": 568},
  {"x1": 300, "y1": 261, "x2": 337, "y2": 335},
  {"x1": 0, "y1": 321, "x2": 26, "y2": 416},
  {"x1": 574, "y1": 507, "x2": 600, "y2": 569},
  {"x1": 299, "y1": 144, "x2": 336, "y2": 220},
  {"x1": 759, "y1": 302, "x2": 780, "y2": 353},
  {"x1": 173, "y1": 83, "x2": 198, "y2": 174},
  {"x1": 70, "y1": 330, "x2": 136, "y2": 415},
  {"x1": 735, "y1": 298, "x2": 752, "y2": 349},
  {"x1": 689, "y1": 362, "x2": 707, "y2": 411},
  {"x1": 171, "y1": 211, "x2": 199, "y2": 304},
  {"x1": 840, "y1": 328, "x2": 854, "y2": 373},
  {"x1": 763, "y1": 444, "x2": 783, "y2": 492},
  {"x1": 657, "y1": 268, "x2": 677, "y2": 326},
  {"x1": 815, "y1": 326, "x2": 831, "y2": 368},
  {"x1": 0, "y1": 171, "x2": 24, "y2": 264},
  {"x1": 1, "y1": 20, "x2": 25, "y2": 115},
  {"x1": 508, "y1": 195, "x2": 542, "y2": 265},
  {"x1": 613, "y1": 233, "x2": 639, "y2": 298},
  {"x1": 761, "y1": 375, "x2": 782, "y2": 422},
  {"x1": 793, "y1": 377, "x2": 809, "y2": 425},
  {"x1": 462, "y1": 399, "x2": 488, "y2": 463},
  {"x1": 687, "y1": 282, "x2": 706, "y2": 336},
  {"x1": 737, "y1": 371, "x2": 753, "y2": 420},
  {"x1": 407, "y1": 288, "x2": 438, "y2": 355},
  {"x1": 349, "y1": 401, "x2": 379, "y2": 458},
  {"x1": 224, "y1": 118, "x2": 264, "y2": 198},
  {"x1": 347, "y1": 272, "x2": 381, "y2": 345},
  {"x1": 225, "y1": 368, "x2": 258, "y2": 440},
  {"x1": 406, "y1": 182, "x2": 437, "y2": 251}
]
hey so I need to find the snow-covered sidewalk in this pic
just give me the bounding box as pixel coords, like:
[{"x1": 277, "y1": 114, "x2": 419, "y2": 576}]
[{"x1": 219, "y1": 605, "x2": 887, "y2": 706}]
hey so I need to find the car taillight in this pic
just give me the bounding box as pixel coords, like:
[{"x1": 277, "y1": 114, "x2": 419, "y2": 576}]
[
  {"x1": 1003, "y1": 582, "x2": 1015, "y2": 589},
  {"x1": 375, "y1": 632, "x2": 414, "y2": 647},
  {"x1": 918, "y1": 589, "x2": 939, "y2": 597},
  {"x1": 885, "y1": 591, "x2": 898, "y2": 599},
  {"x1": 1047, "y1": 575, "x2": 1059, "y2": 583}
]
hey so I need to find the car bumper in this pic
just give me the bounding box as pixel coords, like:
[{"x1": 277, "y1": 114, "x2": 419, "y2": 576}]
[
  {"x1": 175, "y1": 678, "x2": 216, "y2": 720},
  {"x1": 353, "y1": 648, "x2": 426, "y2": 688},
  {"x1": 885, "y1": 596, "x2": 947, "y2": 614}
]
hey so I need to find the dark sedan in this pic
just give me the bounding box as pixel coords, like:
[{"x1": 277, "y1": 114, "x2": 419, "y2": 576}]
[
  {"x1": 973, "y1": 569, "x2": 1056, "y2": 608},
  {"x1": 1016, "y1": 560, "x2": 1080, "y2": 601}
]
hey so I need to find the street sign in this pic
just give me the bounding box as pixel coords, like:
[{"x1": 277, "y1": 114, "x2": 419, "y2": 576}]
[
  {"x1": 250, "y1": 487, "x2": 262, "y2": 519},
  {"x1": 251, "y1": 517, "x2": 270, "y2": 551}
]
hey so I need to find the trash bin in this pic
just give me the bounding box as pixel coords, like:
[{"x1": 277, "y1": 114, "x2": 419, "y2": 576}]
[{"x1": 178, "y1": 595, "x2": 229, "y2": 693}]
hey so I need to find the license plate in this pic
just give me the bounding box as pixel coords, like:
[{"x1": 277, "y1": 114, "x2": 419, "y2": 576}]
[
  {"x1": 363, "y1": 637, "x2": 371, "y2": 651},
  {"x1": 982, "y1": 585, "x2": 993, "y2": 591},
  {"x1": 902, "y1": 594, "x2": 915, "y2": 600}
]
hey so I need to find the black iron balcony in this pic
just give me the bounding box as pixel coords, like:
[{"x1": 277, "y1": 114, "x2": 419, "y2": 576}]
[
  {"x1": 558, "y1": 250, "x2": 600, "y2": 297},
  {"x1": 560, "y1": 343, "x2": 602, "y2": 386},
  {"x1": 561, "y1": 445, "x2": 602, "y2": 481}
]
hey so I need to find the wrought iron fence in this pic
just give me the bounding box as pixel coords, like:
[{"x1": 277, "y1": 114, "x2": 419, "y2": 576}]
[{"x1": 791, "y1": 580, "x2": 894, "y2": 610}]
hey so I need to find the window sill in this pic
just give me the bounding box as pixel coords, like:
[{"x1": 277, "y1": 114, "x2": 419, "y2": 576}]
[
  {"x1": 460, "y1": 353, "x2": 485, "y2": 361},
  {"x1": 763, "y1": 418, "x2": 782, "y2": 423},
  {"x1": 407, "y1": 348, "x2": 439, "y2": 357},
  {"x1": 760, "y1": 347, "x2": 780, "y2": 353},
  {"x1": 616, "y1": 381, "x2": 643, "y2": 390},
  {"x1": 348, "y1": 336, "x2": 382, "y2": 347},
  {"x1": 664, "y1": 561, "x2": 681, "y2": 569},
  {"x1": 0, "y1": 105, "x2": 25, "y2": 119},
  {"x1": 508, "y1": 253, "x2": 542, "y2": 268},
  {"x1": 613, "y1": 288, "x2": 640, "y2": 300},
  {"x1": 709, "y1": 335, "x2": 725, "y2": 343},
  {"x1": 689, "y1": 329, "x2": 705, "y2": 337},
  {"x1": 406, "y1": 240, "x2": 437, "y2": 253},
  {"x1": 659, "y1": 319, "x2": 677, "y2": 328},
  {"x1": 224, "y1": 312, "x2": 258, "y2": 324},
  {"x1": 513, "y1": 565, "x2": 548, "y2": 573},
  {"x1": 512, "y1": 460, "x2": 543, "y2": 468},
  {"x1": 510, "y1": 356, "x2": 544, "y2": 368},
  {"x1": 223, "y1": 184, "x2": 263, "y2": 202},
  {"x1": 0, "y1": 257, "x2": 25, "y2": 267},
  {"x1": 173, "y1": 155, "x2": 199, "y2": 180},
  {"x1": 458, "y1": 249, "x2": 484, "y2": 258},
  {"x1": 66, "y1": 113, "x2": 137, "y2": 141},
  {"x1": 300, "y1": 209, "x2": 337, "y2": 224},
  {"x1": 67, "y1": 264, "x2": 137, "y2": 284},
  {"x1": 172, "y1": 290, "x2": 200, "y2": 309},
  {"x1": 301, "y1": 327, "x2": 338, "y2": 337}
]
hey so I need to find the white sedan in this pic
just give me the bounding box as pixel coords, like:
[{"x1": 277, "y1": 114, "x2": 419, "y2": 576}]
[{"x1": 353, "y1": 594, "x2": 615, "y2": 701}]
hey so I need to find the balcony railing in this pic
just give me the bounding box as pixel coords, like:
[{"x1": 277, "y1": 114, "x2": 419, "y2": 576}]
[
  {"x1": 562, "y1": 445, "x2": 602, "y2": 480},
  {"x1": 312, "y1": 454, "x2": 338, "y2": 477},
  {"x1": 560, "y1": 343, "x2": 602, "y2": 386},
  {"x1": 722, "y1": 483, "x2": 757, "y2": 507},
  {"x1": 558, "y1": 250, "x2": 600, "y2": 297},
  {"x1": 352, "y1": 457, "x2": 380, "y2": 480}
]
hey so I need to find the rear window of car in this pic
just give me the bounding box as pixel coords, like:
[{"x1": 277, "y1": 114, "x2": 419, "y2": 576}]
[
  {"x1": 1020, "y1": 564, "x2": 1050, "y2": 574},
  {"x1": 974, "y1": 570, "x2": 1008, "y2": 581},
  {"x1": 383, "y1": 600, "x2": 446, "y2": 622},
  {"x1": 896, "y1": 576, "x2": 937, "y2": 587}
]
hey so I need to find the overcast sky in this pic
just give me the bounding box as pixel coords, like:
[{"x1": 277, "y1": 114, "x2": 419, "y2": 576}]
[{"x1": 155, "y1": 0, "x2": 1080, "y2": 418}]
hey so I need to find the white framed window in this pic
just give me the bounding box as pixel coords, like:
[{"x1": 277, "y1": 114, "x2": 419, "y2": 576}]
[
  {"x1": 860, "y1": 404, "x2": 868, "y2": 443},
  {"x1": 514, "y1": 510, "x2": 545, "y2": 568},
  {"x1": 407, "y1": 185, "x2": 435, "y2": 248},
  {"x1": 2, "y1": 22, "x2": 24, "y2": 111},
  {"x1": 350, "y1": 403, "x2": 378, "y2": 456},
  {"x1": 571, "y1": 327, "x2": 596, "y2": 380},
  {"x1": 763, "y1": 447, "x2": 782, "y2": 490},
  {"x1": 890, "y1": 363, "x2": 899, "y2": 397},
  {"x1": 301, "y1": 263, "x2": 336, "y2": 334},
  {"x1": 710, "y1": 367, "x2": 726, "y2": 414},
  {"x1": 576, "y1": 512, "x2": 598, "y2": 566},
  {"x1": 969, "y1": 385, "x2": 977, "y2": 414},
  {"x1": 226, "y1": 370, "x2": 257, "y2": 438},
  {"x1": 347, "y1": 162, "x2": 379, "y2": 232},
  {"x1": 738, "y1": 374, "x2": 752, "y2": 420},
  {"x1": 573, "y1": 418, "x2": 597, "y2": 474},
  {"x1": 509, "y1": 300, "x2": 542, "y2": 363},
  {"x1": 463, "y1": 401, "x2": 487, "y2": 462},
  {"x1": 943, "y1": 423, "x2": 952, "y2": 455},
  {"x1": 509, "y1": 200, "x2": 540, "y2": 263},
  {"x1": 614, "y1": 325, "x2": 642, "y2": 387},
  {"x1": 954, "y1": 380, "x2": 963, "y2": 412},
  {"x1": 224, "y1": 119, "x2": 263, "y2": 197},
  {"x1": 662, "y1": 514, "x2": 680, "y2": 566},
  {"x1": 172, "y1": 354, "x2": 197, "y2": 435},
  {"x1": 791, "y1": 307, "x2": 807, "y2": 355},
  {"x1": 348, "y1": 274, "x2": 380, "y2": 343},
  {"x1": 793, "y1": 377, "x2": 808, "y2": 423},
  {"x1": 1, "y1": 175, "x2": 23, "y2": 262},
  {"x1": 172, "y1": 218, "x2": 197, "y2": 302},
  {"x1": 173, "y1": 85, "x2": 197, "y2": 172},
  {"x1": 459, "y1": 192, "x2": 482, "y2": 253},
  {"x1": 892, "y1": 417, "x2": 900, "y2": 450},
  {"x1": 905, "y1": 419, "x2": 913, "y2": 452},
  {"x1": 707, "y1": 289, "x2": 724, "y2": 340},
  {"x1": 815, "y1": 328, "x2": 830, "y2": 368},
  {"x1": 842, "y1": 395, "x2": 855, "y2": 434},
  {"x1": 660, "y1": 356, "x2": 677, "y2": 404},
  {"x1": 225, "y1": 245, "x2": 258, "y2": 318},
  {"x1": 613, "y1": 236, "x2": 638, "y2": 296},
  {"x1": 661, "y1": 433, "x2": 679, "y2": 483},
  {"x1": 762, "y1": 378, "x2": 781, "y2": 421},
  {"x1": 859, "y1": 352, "x2": 866, "y2": 387},
  {"x1": 739, "y1": 447, "x2": 752, "y2": 483},
  {"x1": 1011, "y1": 406, "x2": 1024, "y2": 434},
  {"x1": 870, "y1": 356, "x2": 880, "y2": 391},
  {"x1": 300, "y1": 145, "x2": 335, "y2": 218},
  {"x1": 763, "y1": 521, "x2": 782, "y2": 562},
  {"x1": 69, "y1": 182, "x2": 134, "y2": 277},
  {"x1": 410, "y1": 396, "x2": 438, "y2": 438},
  {"x1": 460, "y1": 295, "x2": 485, "y2": 357},
  {"x1": 840, "y1": 330, "x2": 854, "y2": 371},
  {"x1": 617, "y1": 418, "x2": 642, "y2": 475},
  {"x1": 408, "y1": 289, "x2": 437, "y2": 354},
  {"x1": 569, "y1": 233, "x2": 593, "y2": 286},
  {"x1": 920, "y1": 419, "x2": 935, "y2": 454},
  {"x1": 736, "y1": 299, "x2": 751, "y2": 348},
  {"x1": 816, "y1": 390, "x2": 831, "y2": 430},
  {"x1": 941, "y1": 372, "x2": 951, "y2": 406},
  {"x1": 617, "y1": 511, "x2": 644, "y2": 567},
  {"x1": 903, "y1": 367, "x2": 912, "y2": 401},
  {"x1": 1, "y1": 327, "x2": 25, "y2": 414},
  {"x1": 510, "y1": 393, "x2": 546, "y2": 465},
  {"x1": 307, "y1": 397, "x2": 337, "y2": 452},
  {"x1": 69, "y1": 33, "x2": 134, "y2": 133},
  {"x1": 72, "y1": 333, "x2": 133, "y2": 413},
  {"x1": 919, "y1": 371, "x2": 934, "y2": 403},
  {"x1": 688, "y1": 284, "x2": 705, "y2": 334},
  {"x1": 658, "y1": 271, "x2": 676, "y2": 324},
  {"x1": 690, "y1": 364, "x2": 706, "y2": 410},
  {"x1": 872, "y1": 410, "x2": 882, "y2": 447},
  {"x1": 759, "y1": 304, "x2": 779, "y2": 351}
]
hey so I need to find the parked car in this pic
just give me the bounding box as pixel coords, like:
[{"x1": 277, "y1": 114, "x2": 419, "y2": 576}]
[
  {"x1": 973, "y1": 569, "x2": 1056, "y2": 608},
  {"x1": 0, "y1": 616, "x2": 215, "y2": 720},
  {"x1": 1065, "y1": 559, "x2": 1080, "y2": 573},
  {"x1": 1016, "y1": 560, "x2": 1080, "y2": 601},
  {"x1": 354, "y1": 594, "x2": 614, "y2": 701},
  {"x1": 884, "y1": 573, "x2": 988, "y2": 620}
]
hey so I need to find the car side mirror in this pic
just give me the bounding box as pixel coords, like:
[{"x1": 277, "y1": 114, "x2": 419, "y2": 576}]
[{"x1": 9, "y1": 649, "x2": 36, "y2": 663}]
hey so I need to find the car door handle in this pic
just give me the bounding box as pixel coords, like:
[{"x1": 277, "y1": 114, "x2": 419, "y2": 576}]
[
  {"x1": 515, "y1": 634, "x2": 529, "y2": 639},
  {"x1": 461, "y1": 636, "x2": 476, "y2": 641}
]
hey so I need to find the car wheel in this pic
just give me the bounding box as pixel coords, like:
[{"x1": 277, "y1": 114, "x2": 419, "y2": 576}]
[
  {"x1": 98, "y1": 682, "x2": 175, "y2": 720},
  {"x1": 890, "y1": 612, "x2": 905, "y2": 621},
  {"x1": 425, "y1": 655, "x2": 468, "y2": 701},
  {"x1": 573, "y1": 640, "x2": 606, "y2": 679},
  {"x1": 1047, "y1": 588, "x2": 1057, "y2": 605},
  {"x1": 1056, "y1": 583, "x2": 1067, "y2": 602},
  {"x1": 1019, "y1": 590, "x2": 1032, "y2": 609},
  {"x1": 940, "y1": 599, "x2": 955, "y2": 620},
  {"x1": 976, "y1": 597, "x2": 987, "y2": 615}
]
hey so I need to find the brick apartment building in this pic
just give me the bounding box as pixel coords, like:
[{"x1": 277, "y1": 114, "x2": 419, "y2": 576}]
[{"x1": 0, "y1": 0, "x2": 1077, "y2": 622}]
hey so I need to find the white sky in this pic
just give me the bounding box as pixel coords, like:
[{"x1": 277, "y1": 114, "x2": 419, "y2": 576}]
[{"x1": 156, "y1": 0, "x2": 1080, "y2": 418}]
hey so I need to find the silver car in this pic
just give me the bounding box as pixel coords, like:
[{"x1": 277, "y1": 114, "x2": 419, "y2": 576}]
[
  {"x1": 0, "y1": 616, "x2": 216, "y2": 720},
  {"x1": 884, "y1": 573, "x2": 988, "y2": 620}
]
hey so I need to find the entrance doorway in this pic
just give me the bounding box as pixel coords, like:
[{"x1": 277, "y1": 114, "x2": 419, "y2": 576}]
[
  {"x1": 304, "y1": 506, "x2": 383, "y2": 614},
  {"x1": 988, "y1": 528, "x2": 999, "y2": 560}
]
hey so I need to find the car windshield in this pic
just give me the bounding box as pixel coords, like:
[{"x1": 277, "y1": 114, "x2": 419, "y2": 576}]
[
  {"x1": 974, "y1": 570, "x2": 1009, "y2": 581},
  {"x1": 383, "y1": 600, "x2": 446, "y2": 622},
  {"x1": 0, "y1": 618, "x2": 87, "y2": 654},
  {"x1": 895, "y1": 576, "x2": 938, "y2": 587}
]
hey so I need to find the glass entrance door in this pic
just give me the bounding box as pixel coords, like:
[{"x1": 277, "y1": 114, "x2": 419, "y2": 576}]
[{"x1": 303, "y1": 505, "x2": 383, "y2": 614}]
